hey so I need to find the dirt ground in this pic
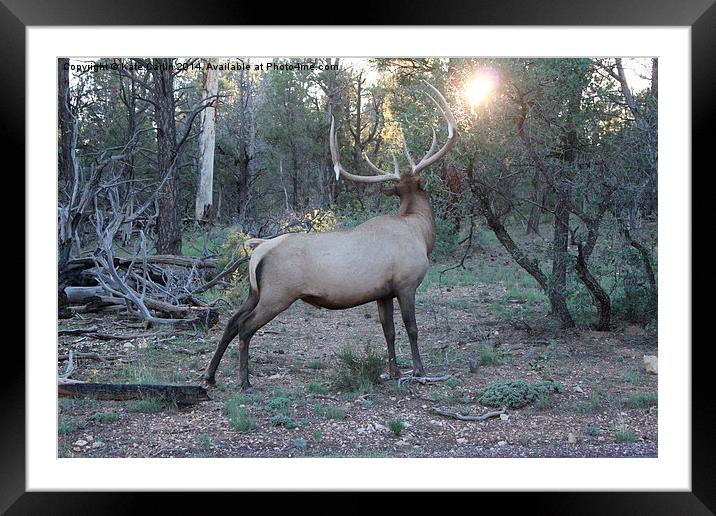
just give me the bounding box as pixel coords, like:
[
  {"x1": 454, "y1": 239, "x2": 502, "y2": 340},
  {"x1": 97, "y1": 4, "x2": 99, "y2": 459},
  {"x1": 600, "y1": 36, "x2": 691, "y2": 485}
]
[{"x1": 57, "y1": 250, "x2": 658, "y2": 459}]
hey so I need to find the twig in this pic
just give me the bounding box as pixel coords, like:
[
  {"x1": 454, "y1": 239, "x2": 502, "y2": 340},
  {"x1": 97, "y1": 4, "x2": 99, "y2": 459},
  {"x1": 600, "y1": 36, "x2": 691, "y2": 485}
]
[
  {"x1": 58, "y1": 326, "x2": 100, "y2": 336},
  {"x1": 59, "y1": 351, "x2": 75, "y2": 380},
  {"x1": 398, "y1": 374, "x2": 452, "y2": 386},
  {"x1": 432, "y1": 406, "x2": 507, "y2": 421}
]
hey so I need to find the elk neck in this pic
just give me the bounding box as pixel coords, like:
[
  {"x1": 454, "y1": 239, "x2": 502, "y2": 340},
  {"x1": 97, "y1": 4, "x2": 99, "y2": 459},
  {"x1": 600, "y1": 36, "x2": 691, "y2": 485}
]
[{"x1": 398, "y1": 190, "x2": 436, "y2": 255}]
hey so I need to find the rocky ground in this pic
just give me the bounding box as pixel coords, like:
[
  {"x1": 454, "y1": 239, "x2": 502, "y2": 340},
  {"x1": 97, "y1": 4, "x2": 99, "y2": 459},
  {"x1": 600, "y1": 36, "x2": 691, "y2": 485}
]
[{"x1": 58, "y1": 250, "x2": 658, "y2": 459}]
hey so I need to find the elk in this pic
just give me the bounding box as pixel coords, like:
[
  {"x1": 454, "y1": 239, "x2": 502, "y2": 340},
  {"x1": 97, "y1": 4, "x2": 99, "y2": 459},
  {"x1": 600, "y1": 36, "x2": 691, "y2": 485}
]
[{"x1": 203, "y1": 82, "x2": 457, "y2": 391}]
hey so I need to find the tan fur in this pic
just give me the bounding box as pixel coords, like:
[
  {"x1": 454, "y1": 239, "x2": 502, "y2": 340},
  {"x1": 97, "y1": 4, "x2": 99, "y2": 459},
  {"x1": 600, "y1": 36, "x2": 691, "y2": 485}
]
[
  {"x1": 248, "y1": 234, "x2": 290, "y2": 292},
  {"x1": 254, "y1": 175, "x2": 434, "y2": 310}
]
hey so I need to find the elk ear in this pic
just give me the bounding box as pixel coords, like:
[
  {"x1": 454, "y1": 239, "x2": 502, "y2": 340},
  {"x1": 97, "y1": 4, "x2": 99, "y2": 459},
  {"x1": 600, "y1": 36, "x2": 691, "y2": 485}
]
[{"x1": 382, "y1": 187, "x2": 398, "y2": 197}]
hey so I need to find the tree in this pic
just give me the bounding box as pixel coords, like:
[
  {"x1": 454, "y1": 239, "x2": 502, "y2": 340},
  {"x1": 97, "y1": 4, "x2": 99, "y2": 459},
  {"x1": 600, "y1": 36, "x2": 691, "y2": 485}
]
[{"x1": 195, "y1": 58, "x2": 220, "y2": 224}]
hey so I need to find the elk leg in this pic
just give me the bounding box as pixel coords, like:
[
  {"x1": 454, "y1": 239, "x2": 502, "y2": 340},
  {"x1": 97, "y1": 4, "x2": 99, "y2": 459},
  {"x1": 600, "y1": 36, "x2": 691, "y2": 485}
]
[
  {"x1": 202, "y1": 291, "x2": 258, "y2": 385},
  {"x1": 397, "y1": 291, "x2": 426, "y2": 377},
  {"x1": 235, "y1": 294, "x2": 296, "y2": 392},
  {"x1": 377, "y1": 297, "x2": 400, "y2": 379}
]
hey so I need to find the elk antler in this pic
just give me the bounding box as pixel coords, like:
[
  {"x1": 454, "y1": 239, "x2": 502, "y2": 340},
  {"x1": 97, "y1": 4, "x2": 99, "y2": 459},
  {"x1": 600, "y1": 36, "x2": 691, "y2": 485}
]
[
  {"x1": 410, "y1": 81, "x2": 458, "y2": 175},
  {"x1": 330, "y1": 81, "x2": 457, "y2": 183},
  {"x1": 330, "y1": 117, "x2": 400, "y2": 183}
]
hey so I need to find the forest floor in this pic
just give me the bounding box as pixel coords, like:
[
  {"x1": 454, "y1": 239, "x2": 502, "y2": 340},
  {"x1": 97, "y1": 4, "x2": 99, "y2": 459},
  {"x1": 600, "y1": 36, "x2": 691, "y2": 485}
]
[{"x1": 57, "y1": 241, "x2": 658, "y2": 459}]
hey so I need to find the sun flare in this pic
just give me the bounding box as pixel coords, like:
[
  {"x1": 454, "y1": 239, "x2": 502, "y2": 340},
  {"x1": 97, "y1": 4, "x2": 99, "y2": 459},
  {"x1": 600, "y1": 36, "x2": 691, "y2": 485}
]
[{"x1": 465, "y1": 72, "x2": 497, "y2": 108}]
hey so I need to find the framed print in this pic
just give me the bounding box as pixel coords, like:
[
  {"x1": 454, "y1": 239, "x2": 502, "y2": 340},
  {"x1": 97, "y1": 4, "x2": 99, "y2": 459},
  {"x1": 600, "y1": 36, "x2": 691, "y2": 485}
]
[{"x1": 7, "y1": 0, "x2": 709, "y2": 512}]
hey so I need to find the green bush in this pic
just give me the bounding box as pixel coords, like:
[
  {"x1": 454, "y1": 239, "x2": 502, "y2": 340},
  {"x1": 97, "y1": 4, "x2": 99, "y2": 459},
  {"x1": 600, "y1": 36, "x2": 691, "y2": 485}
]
[
  {"x1": 478, "y1": 379, "x2": 562, "y2": 409},
  {"x1": 271, "y1": 414, "x2": 297, "y2": 429},
  {"x1": 331, "y1": 343, "x2": 385, "y2": 393},
  {"x1": 626, "y1": 391, "x2": 657, "y2": 409},
  {"x1": 388, "y1": 418, "x2": 405, "y2": 436},
  {"x1": 91, "y1": 412, "x2": 119, "y2": 424},
  {"x1": 127, "y1": 398, "x2": 165, "y2": 413},
  {"x1": 224, "y1": 395, "x2": 258, "y2": 432}
]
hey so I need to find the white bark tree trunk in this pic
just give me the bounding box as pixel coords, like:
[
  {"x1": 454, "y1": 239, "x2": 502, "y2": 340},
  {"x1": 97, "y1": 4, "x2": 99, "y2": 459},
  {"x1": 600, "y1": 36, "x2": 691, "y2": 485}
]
[{"x1": 195, "y1": 58, "x2": 219, "y2": 223}]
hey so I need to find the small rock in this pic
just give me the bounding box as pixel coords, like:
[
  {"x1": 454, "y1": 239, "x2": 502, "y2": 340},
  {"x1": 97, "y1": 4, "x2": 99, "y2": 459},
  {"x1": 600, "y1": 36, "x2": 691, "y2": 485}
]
[
  {"x1": 597, "y1": 436, "x2": 605, "y2": 442},
  {"x1": 567, "y1": 433, "x2": 576, "y2": 444},
  {"x1": 497, "y1": 440, "x2": 507, "y2": 446},
  {"x1": 73, "y1": 439, "x2": 88, "y2": 447},
  {"x1": 456, "y1": 438, "x2": 468, "y2": 444},
  {"x1": 123, "y1": 343, "x2": 135, "y2": 351},
  {"x1": 373, "y1": 423, "x2": 388, "y2": 432},
  {"x1": 395, "y1": 440, "x2": 410, "y2": 446},
  {"x1": 643, "y1": 355, "x2": 658, "y2": 374},
  {"x1": 499, "y1": 413, "x2": 509, "y2": 421},
  {"x1": 573, "y1": 385, "x2": 584, "y2": 394},
  {"x1": 91, "y1": 441, "x2": 105, "y2": 448}
]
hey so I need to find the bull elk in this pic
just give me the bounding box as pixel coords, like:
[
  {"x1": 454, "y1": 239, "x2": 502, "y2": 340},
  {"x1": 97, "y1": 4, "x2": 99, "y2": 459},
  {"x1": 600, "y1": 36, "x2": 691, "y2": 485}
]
[{"x1": 203, "y1": 82, "x2": 458, "y2": 391}]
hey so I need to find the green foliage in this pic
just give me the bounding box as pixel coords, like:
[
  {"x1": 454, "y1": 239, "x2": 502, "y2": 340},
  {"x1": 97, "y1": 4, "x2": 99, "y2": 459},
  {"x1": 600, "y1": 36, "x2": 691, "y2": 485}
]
[
  {"x1": 331, "y1": 343, "x2": 385, "y2": 393},
  {"x1": 292, "y1": 438, "x2": 308, "y2": 450},
  {"x1": 224, "y1": 395, "x2": 259, "y2": 432},
  {"x1": 614, "y1": 425, "x2": 637, "y2": 443},
  {"x1": 91, "y1": 412, "x2": 119, "y2": 424},
  {"x1": 266, "y1": 396, "x2": 293, "y2": 415},
  {"x1": 271, "y1": 413, "x2": 298, "y2": 429},
  {"x1": 127, "y1": 398, "x2": 165, "y2": 413},
  {"x1": 58, "y1": 419, "x2": 77, "y2": 434},
  {"x1": 585, "y1": 425, "x2": 600, "y2": 437},
  {"x1": 478, "y1": 379, "x2": 562, "y2": 409},
  {"x1": 324, "y1": 406, "x2": 347, "y2": 420},
  {"x1": 307, "y1": 360, "x2": 325, "y2": 370},
  {"x1": 387, "y1": 418, "x2": 405, "y2": 436},
  {"x1": 575, "y1": 392, "x2": 603, "y2": 415},
  {"x1": 620, "y1": 369, "x2": 640, "y2": 385},
  {"x1": 307, "y1": 383, "x2": 328, "y2": 395},
  {"x1": 479, "y1": 345, "x2": 500, "y2": 366},
  {"x1": 626, "y1": 391, "x2": 657, "y2": 409},
  {"x1": 445, "y1": 377, "x2": 461, "y2": 389}
]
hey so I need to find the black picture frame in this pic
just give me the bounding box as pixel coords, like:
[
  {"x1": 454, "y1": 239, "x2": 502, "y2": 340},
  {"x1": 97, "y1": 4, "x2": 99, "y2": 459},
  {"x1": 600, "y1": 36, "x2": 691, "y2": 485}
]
[{"x1": 7, "y1": 0, "x2": 708, "y2": 512}]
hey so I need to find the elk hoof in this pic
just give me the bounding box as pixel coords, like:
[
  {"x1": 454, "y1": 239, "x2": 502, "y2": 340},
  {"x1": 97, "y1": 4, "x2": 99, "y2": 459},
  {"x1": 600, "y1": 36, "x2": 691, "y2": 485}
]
[
  {"x1": 201, "y1": 373, "x2": 216, "y2": 386},
  {"x1": 241, "y1": 384, "x2": 255, "y2": 394}
]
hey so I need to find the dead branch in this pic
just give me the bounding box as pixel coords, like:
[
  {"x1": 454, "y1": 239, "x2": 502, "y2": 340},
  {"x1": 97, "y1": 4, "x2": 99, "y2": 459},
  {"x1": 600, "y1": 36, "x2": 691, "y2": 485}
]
[
  {"x1": 431, "y1": 406, "x2": 507, "y2": 421},
  {"x1": 398, "y1": 374, "x2": 452, "y2": 386}
]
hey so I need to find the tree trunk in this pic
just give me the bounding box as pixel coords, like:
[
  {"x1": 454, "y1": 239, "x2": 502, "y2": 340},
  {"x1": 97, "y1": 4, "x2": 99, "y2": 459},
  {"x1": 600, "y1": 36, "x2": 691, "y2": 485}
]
[
  {"x1": 152, "y1": 59, "x2": 182, "y2": 255},
  {"x1": 58, "y1": 58, "x2": 72, "y2": 182},
  {"x1": 575, "y1": 243, "x2": 611, "y2": 331},
  {"x1": 195, "y1": 58, "x2": 219, "y2": 223},
  {"x1": 550, "y1": 180, "x2": 575, "y2": 328}
]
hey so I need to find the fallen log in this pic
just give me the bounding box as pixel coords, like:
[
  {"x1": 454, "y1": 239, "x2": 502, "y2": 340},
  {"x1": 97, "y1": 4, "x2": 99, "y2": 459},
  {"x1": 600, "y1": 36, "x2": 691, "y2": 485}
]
[
  {"x1": 58, "y1": 381, "x2": 211, "y2": 405},
  {"x1": 68, "y1": 255, "x2": 218, "y2": 269}
]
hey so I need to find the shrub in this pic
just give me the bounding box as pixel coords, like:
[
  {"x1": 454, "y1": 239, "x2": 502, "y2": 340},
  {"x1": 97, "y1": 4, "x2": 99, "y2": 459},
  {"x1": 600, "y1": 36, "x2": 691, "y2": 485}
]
[
  {"x1": 331, "y1": 343, "x2": 385, "y2": 393},
  {"x1": 479, "y1": 345, "x2": 499, "y2": 366},
  {"x1": 307, "y1": 383, "x2": 328, "y2": 395},
  {"x1": 626, "y1": 391, "x2": 658, "y2": 409},
  {"x1": 224, "y1": 395, "x2": 258, "y2": 432},
  {"x1": 478, "y1": 379, "x2": 562, "y2": 409},
  {"x1": 586, "y1": 425, "x2": 600, "y2": 437},
  {"x1": 325, "y1": 406, "x2": 346, "y2": 420},
  {"x1": 58, "y1": 419, "x2": 77, "y2": 434},
  {"x1": 91, "y1": 412, "x2": 119, "y2": 424},
  {"x1": 127, "y1": 398, "x2": 165, "y2": 413},
  {"x1": 388, "y1": 418, "x2": 405, "y2": 436},
  {"x1": 615, "y1": 425, "x2": 637, "y2": 443},
  {"x1": 271, "y1": 414, "x2": 297, "y2": 429}
]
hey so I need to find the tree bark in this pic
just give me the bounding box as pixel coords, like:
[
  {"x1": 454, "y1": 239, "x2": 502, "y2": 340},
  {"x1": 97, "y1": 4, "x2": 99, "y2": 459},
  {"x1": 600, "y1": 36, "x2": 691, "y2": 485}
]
[
  {"x1": 152, "y1": 58, "x2": 182, "y2": 255},
  {"x1": 195, "y1": 58, "x2": 219, "y2": 223}
]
